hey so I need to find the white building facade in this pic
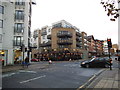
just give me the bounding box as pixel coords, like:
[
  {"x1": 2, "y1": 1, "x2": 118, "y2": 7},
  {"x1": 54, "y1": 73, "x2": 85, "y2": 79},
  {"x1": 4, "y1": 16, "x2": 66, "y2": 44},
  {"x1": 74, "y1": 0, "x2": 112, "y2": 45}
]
[
  {"x1": 103, "y1": 40, "x2": 109, "y2": 55},
  {"x1": 0, "y1": 0, "x2": 35, "y2": 66}
]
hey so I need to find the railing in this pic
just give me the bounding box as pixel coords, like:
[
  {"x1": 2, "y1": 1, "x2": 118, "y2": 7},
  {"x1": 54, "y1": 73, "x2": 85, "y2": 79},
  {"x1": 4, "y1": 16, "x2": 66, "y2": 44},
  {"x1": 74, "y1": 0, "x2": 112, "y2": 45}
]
[
  {"x1": 57, "y1": 33, "x2": 72, "y2": 38},
  {"x1": 47, "y1": 35, "x2": 51, "y2": 39},
  {"x1": 76, "y1": 37, "x2": 82, "y2": 42},
  {"x1": 76, "y1": 32, "x2": 81, "y2": 37},
  {"x1": 41, "y1": 32, "x2": 47, "y2": 36},
  {"x1": 57, "y1": 40, "x2": 72, "y2": 45},
  {"x1": 39, "y1": 41, "x2": 51, "y2": 47}
]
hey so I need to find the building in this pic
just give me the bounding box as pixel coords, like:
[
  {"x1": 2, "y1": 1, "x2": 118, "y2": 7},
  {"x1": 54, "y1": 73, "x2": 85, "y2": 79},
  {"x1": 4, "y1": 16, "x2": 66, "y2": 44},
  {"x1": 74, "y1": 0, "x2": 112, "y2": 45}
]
[
  {"x1": 39, "y1": 20, "x2": 84, "y2": 60},
  {"x1": 103, "y1": 40, "x2": 108, "y2": 55},
  {"x1": 87, "y1": 35, "x2": 96, "y2": 57},
  {"x1": 0, "y1": 0, "x2": 36, "y2": 66},
  {"x1": 31, "y1": 20, "x2": 106, "y2": 60},
  {"x1": 31, "y1": 29, "x2": 41, "y2": 58},
  {"x1": 81, "y1": 32, "x2": 89, "y2": 59},
  {"x1": 94, "y1": 39, "x2": 104, "y2": 56},
  {"x1": 32, "y1": 29, "x2": 41, "y2": 49},
  {"x1": 112, "y1": 44, "x2": 119, "y2": 52}
]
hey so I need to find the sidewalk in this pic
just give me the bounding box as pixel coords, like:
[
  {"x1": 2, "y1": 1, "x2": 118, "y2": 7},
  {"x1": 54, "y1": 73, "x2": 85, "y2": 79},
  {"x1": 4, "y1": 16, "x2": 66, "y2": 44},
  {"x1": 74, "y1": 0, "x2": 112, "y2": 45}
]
[{"x1": 78, "y1": 68, "x2": 119, "y2": 89}]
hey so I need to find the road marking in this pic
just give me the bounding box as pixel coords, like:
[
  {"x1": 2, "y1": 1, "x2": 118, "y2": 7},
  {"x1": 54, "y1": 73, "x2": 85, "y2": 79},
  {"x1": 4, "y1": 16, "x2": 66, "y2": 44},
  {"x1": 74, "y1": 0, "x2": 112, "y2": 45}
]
[
  {"x1": 2, "y1": 73, "x2": 16, "y2": 78},
  {"x1": 18, "y1": 70, "x2": 37, "y2": 73},
  {"x1": 20, "y1": 75, "x2": 46, "y2": 84}
]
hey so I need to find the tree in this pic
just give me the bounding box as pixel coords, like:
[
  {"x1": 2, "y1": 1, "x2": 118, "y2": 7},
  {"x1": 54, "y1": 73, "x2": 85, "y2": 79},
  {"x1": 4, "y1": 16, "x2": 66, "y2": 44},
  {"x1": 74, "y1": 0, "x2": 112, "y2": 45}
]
[{"x1": 100, "y1": 0, "x2": 120, "y2": 21}]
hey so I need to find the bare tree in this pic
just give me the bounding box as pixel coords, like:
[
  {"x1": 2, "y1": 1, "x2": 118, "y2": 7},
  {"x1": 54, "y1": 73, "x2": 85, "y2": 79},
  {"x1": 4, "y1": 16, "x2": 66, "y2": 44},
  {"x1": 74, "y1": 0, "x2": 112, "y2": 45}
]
[{"x1": 100, "y1": 0, "x2": 120, "y2": 21}]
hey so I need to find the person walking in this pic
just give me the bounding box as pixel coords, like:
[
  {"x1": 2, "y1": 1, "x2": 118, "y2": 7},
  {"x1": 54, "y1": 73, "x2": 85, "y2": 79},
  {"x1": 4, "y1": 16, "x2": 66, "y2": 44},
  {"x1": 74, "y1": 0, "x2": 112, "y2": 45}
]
[
  {"x1": 118, "y1": 56, "x2": 120, "y2": 69},
  {"x1": 25, "y1": 57, "x2": 29, "y2": 67}
]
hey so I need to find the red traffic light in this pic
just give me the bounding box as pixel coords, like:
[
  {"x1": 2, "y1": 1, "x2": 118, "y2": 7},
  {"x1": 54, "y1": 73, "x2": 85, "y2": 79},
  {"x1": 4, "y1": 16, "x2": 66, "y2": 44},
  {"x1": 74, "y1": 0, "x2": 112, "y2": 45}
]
[
  {"x1": 107, "y1": 38, "x2": 112, "y2": 48},
  {"x1": 107, "y1": 39, "x2": 111, "y2": 42}
]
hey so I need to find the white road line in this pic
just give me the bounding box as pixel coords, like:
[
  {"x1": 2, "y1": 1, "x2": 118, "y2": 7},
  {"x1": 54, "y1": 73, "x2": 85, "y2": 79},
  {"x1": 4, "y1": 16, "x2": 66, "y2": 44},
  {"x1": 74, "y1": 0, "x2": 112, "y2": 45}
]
[
  {"x1": 18, "y1": 70, "x2": 37, "y2": 73},
  {"x1": 2, "y1": 73, "x2": 16, "y2": 78},
  {"x1": 20, "y1": 75, "x2": 46, "y2": 84}
]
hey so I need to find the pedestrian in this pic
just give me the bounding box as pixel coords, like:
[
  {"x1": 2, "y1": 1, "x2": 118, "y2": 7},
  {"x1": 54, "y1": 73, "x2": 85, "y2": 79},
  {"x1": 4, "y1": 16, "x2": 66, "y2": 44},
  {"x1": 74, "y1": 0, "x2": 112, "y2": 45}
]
[
  {"x1": 69, "y1": 58, "x2": 72, "y2": 61},
  {"x1": 25, "y1": 57, "x2": 29, "y2": 67},
  {"x1": 118, "y1": 56, "x2": 120, "y2": 69},
  {"x1": 18, "y1": 56, "x2": 22, "y2": 64},
  {"x1": 49, "y1": 60, "x2": 52, "y2": 64}
]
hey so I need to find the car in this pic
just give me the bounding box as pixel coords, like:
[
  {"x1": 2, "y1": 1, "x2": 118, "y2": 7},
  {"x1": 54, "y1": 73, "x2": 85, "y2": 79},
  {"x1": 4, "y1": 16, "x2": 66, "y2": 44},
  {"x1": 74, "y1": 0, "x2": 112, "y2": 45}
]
[
  {"x1": 31, "y1": 58, "x2": 39, "y2": 62},
  {"x1": 0, "y1": 59, "x2": 4, "y2": 65},
  {"x1": 80, "y1": 57, "x2": 112, "y2": 68}
]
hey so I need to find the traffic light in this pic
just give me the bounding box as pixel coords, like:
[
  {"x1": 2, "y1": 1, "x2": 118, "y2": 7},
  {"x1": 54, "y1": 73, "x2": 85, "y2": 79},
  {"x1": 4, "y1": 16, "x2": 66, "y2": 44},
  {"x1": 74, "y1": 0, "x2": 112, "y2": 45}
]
[{"x1": 107, "y1": 38, "x2": 112, "y2": 48}]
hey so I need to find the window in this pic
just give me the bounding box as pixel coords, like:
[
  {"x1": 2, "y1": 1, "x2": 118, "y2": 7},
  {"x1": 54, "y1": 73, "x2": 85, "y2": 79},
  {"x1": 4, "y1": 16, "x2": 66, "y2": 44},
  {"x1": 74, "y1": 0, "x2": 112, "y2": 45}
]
[
  {"x1": 0, "y1": 5, "x2": 4, "y2": 14},
  {"x1": 15, "y1": 0, "x2": 25, "y2": 5},
  {"x1": 15, "y1": 10, "x2": 24, "y2": 20},
  {"x1": 14, "y1": 23, "x2": 24, "y2": 33},
  {"x1": 14, "y1": 36, "x2": 23, "y2": 46},
  {"x1": 48, "y1": 29, "x2": 51, "y2": 32},
  {"x1": 53, "y1": 23, "x2": 62, "y2": 28},
  {"x1": 0, "y1": 34, "x2": 2, "y2": 43},
  {"x1": 0, "y1": 20, "x2": 3, "y2": 28},
  {"x1": 42, "y1": 35, "x2": 45, "y2": 39}
]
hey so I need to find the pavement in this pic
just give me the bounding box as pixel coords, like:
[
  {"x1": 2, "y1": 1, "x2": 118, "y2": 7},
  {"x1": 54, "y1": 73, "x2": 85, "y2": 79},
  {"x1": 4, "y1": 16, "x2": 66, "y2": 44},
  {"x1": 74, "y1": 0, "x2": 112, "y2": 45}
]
[
  {"x1": 2, "y1": 60, "x2": 120, "y2": 89},
  {"x1": 77, "y1": 68, "x2": 120, "y2": 89}
]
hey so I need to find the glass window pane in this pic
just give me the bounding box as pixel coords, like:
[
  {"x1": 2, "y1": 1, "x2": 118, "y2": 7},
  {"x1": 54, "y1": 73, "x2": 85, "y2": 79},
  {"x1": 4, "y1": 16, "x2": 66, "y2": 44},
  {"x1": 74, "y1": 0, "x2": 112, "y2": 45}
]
[
  {"x1": 14, "y1": 36, "x2": 23, "y2": 46},
  {"x1": 0, "y1": 5, "x2": 4, "y2": 14},
  {"x1": 0, "y1": 34, "x2": 2, "y2": 43},
  {"x1": 0, "y1": 20, "x2": 3, "y2": 28}
]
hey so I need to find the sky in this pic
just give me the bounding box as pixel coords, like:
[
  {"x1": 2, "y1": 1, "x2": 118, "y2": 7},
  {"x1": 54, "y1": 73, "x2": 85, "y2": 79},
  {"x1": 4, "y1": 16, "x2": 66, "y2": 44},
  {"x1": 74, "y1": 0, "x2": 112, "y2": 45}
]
[{"x1": 31, "y1": 0, "x2": 118, "y2": 44}]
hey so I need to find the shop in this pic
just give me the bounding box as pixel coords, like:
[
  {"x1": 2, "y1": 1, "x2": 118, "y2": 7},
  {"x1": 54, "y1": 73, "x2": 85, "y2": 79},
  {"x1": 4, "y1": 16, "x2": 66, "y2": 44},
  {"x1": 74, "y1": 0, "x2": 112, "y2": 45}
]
[{"x1": 0, "y1": 50, "x2": 8, "y2": 66}]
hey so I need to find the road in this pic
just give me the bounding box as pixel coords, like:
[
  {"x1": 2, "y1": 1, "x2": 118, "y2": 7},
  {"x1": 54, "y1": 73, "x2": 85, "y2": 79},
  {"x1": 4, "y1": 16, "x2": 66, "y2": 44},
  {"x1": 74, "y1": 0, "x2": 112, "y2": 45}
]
[{"x1": 2, "y1": 57, "x2": 118, "y2": 88}]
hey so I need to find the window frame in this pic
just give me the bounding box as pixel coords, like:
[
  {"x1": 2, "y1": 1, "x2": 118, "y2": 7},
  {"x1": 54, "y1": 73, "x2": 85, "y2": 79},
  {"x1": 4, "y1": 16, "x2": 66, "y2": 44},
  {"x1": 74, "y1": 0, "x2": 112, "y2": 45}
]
[
  {"x1": 15, "y1": 0, "x2": 25, "y2": 5},
  {"x1": 14, "y1": 36, "x2": 23, "y2": 46},
  {"x1": 15, "y1": 10, "x2": 24, "y2": 21},
  {"x1": 14, "y1": 23, "x2": 24, "y2": 33},
  {"x1": 0, "y1": 19, "x2": 3, "y2": 28},
  {"x1": 0, "y1": 5, "x2": 4, "y2": 14},
  {"x1": 0, "y1": 34, "x2": 2, "y2": 43}
]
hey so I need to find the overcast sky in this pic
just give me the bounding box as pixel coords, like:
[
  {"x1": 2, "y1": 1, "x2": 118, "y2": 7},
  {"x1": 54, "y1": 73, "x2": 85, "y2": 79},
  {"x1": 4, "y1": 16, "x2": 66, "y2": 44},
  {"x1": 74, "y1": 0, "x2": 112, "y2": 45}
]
[{"x1": 31, "y1": 0, "x2": 118, "y2": 44}]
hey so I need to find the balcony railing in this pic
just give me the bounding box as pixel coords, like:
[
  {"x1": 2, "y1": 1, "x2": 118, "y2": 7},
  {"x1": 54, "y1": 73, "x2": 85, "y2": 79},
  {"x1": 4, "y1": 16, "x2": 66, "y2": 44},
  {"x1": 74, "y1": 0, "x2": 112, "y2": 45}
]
[
  {"x1": 76, "y1": 32, "x2": 81, "y2": 37},
  {"x1": 84, "y1": 36, "x2": 88, "y2": 39},
  {"x1": 76, "y1": 42, "x2": 82, "y2": 47},
  {"x1": 47, "y1": 35, "x2": 51, "y2": 39},
  {"x1": 39, "y1": 41, "x2": 51, "y2": 47},
  {"x1": 57, "y1": 40, "x2": 72, "y2": 45},
  {"x1": 33, "y1": 34, "x2": 38, "y2": 38},
  {"x1": 76, "y1": 37, "x2": 82, "y2": 42},
  {"x1": 41, "y1": 32, "x2": 47, "y2": 36},
  {"x1": 57, "y1": 33, "x2": 72, "y2": 38}
]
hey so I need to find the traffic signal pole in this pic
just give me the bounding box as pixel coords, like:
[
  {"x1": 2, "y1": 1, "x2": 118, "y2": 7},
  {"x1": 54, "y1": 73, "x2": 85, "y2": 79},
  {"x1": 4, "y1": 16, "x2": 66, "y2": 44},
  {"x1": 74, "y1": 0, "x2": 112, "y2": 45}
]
[
  {"x1": 108, "y1": 47, "x2": 112, "y2": 70},
  {"x1": 107, "y1": 38, "x2": 112, "y2": 70}
]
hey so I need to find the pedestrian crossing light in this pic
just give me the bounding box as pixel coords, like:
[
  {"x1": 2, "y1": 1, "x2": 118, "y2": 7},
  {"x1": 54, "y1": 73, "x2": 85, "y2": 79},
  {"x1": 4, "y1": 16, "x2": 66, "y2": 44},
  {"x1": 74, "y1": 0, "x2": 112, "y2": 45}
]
[{"x1": 107, "y1": 38, "x2": 112, "y2": 48}]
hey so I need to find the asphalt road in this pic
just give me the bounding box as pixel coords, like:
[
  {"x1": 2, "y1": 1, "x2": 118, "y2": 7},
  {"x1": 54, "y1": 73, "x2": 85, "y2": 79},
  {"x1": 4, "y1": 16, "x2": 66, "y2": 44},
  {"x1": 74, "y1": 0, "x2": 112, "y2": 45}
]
[{"x1": 2, "y1": 57, "x2": 117, "y2": 88}]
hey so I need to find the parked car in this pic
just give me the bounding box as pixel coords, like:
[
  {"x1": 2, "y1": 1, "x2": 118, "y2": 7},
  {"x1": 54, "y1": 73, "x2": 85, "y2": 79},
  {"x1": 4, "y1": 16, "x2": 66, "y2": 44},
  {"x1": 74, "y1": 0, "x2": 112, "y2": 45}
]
[
  {"x1": 0, "y1": 59, "x2": 4, "y2": 65},
  {"x1": 80, "y1": 57, "x2": 112, "y2": 68},
  {"x1": 31, "y1": 58, "x2": 39, "y2": 62}
]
